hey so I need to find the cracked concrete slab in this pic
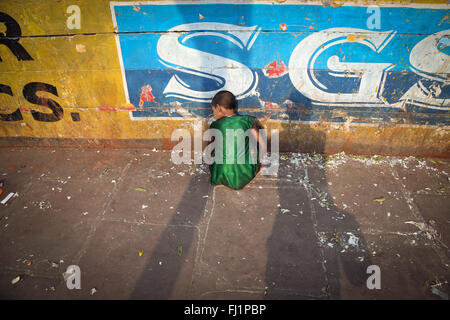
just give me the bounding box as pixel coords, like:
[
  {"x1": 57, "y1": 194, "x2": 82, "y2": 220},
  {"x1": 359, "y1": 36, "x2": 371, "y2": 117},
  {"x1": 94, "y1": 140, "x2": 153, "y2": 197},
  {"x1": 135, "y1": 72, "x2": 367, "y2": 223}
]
[
  {"x1": 0, "y1": 148, "x2": 448, "y2": 299},
  {"x1": 308, "y1": 161, "x2": 420, "y2": 234},
  {"x1": 413, "y1": 194, "x2": 450, "y2": 254},
  {"x1": 55, "y1": 220, "x2": 199, "y2": 299},
  {"x1": 105, "y1": 152, "x2": 211, "y2": 227}
]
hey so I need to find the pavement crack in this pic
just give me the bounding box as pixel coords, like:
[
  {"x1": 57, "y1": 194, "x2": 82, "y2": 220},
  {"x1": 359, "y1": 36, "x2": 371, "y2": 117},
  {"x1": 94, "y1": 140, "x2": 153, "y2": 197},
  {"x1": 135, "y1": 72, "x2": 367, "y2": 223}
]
[
  {"x1": 72, "y1": 157, "x2": 133, "y2": 265},
  {"x1": 389, "y1": 163, "x2": 450, "y2": 269},
  {"x1": 304, "y1": 163, "x2": 331, "y2": 299},
  {"x1": 190, "y1": 184, "x2": 215, "y2": 297}
]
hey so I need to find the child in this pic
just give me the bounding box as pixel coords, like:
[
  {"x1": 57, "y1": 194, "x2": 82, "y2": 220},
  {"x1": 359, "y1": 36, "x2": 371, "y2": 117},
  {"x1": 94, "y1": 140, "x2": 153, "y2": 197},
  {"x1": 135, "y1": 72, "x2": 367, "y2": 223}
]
[{"x1": 208, "y1": 90, "x2": 264, "y2": 190}]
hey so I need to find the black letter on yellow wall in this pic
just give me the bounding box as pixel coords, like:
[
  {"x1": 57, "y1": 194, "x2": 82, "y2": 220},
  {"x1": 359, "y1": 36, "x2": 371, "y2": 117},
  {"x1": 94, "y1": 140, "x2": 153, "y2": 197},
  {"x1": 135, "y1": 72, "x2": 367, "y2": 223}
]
[
  {"x1": 0, "y1": 12, "x2": 33, "y2": 61},
  {"x1": 0, "y1": 84, "x2": 23, "y2": 121},
  {"x1": 23, "y1": 82, "x2": 63, "y2": 122}
]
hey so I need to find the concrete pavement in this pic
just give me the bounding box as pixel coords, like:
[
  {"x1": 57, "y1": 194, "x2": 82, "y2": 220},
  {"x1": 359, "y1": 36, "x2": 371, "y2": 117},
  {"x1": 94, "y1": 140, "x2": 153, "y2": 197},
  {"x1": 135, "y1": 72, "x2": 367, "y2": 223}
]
[{"x1": 0, "y1": 147, "x2": 449, "y2": 299}]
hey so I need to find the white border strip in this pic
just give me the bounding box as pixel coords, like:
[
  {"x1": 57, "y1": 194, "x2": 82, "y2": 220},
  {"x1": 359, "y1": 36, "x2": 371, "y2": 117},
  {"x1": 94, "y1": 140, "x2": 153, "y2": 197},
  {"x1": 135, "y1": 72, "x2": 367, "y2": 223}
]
[
  {"x1": 110, "y1": 3, "x2": 131, "y2": 104},
  {"x1": 110, "y1": 1, "x2": 449, "y2": 9}
]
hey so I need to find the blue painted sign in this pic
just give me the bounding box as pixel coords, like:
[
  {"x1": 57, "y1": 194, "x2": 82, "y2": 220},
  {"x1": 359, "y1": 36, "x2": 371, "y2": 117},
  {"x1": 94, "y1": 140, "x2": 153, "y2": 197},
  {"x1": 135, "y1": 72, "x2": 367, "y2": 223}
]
[{"x1": 110, "y1": 1, "x2": 449, "y2": 125}]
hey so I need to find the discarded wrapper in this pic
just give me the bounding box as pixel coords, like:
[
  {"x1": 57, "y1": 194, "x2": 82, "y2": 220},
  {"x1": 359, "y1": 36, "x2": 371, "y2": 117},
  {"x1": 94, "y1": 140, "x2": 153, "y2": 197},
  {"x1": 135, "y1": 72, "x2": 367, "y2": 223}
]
[
  {"x1": 347, "y1": 232, "x2": 360, "y2": 246},
  {"x1": 1, "y1": 192, "x2": 15, "y2": 205},
  {"x1": 11, "y1": 276, "x2": 21, "y2": 284}
]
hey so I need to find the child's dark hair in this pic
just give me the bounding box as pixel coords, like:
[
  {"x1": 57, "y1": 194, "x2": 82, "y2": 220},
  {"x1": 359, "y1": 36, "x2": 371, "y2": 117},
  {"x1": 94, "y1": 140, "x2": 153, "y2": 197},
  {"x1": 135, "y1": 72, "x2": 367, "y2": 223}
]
[{"x1": 211, "y1": 90, "x2": 237, "y2": 110}]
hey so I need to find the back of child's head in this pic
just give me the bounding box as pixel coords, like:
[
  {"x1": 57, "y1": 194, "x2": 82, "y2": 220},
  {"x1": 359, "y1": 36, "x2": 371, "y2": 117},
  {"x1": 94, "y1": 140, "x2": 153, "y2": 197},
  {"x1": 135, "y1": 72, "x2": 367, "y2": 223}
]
[{"x1": 211, "y1": 90, "x2": 237, "y2": 110}]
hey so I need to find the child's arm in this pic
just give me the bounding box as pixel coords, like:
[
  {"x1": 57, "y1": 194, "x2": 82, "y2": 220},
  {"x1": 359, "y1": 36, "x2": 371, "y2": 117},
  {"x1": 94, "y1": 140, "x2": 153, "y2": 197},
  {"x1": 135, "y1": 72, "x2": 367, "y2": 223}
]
[{"x1": 250, "y1": 119, "x2": 266, "y2": 154}]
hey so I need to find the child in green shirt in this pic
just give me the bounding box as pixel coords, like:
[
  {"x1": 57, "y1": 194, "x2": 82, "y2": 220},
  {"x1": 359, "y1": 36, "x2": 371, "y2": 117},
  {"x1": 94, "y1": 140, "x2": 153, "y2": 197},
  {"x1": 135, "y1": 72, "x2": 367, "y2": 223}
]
[{"x1": 208, "y1": 90, "x2": 264, "y2": 190}]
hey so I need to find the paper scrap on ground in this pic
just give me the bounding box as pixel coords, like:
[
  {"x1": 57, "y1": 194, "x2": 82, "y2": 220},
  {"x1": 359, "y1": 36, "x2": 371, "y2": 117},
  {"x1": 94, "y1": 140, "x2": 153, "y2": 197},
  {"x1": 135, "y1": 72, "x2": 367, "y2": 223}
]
[{"x1": 1, "y1": 192, "x2": 15, "y2": 204}]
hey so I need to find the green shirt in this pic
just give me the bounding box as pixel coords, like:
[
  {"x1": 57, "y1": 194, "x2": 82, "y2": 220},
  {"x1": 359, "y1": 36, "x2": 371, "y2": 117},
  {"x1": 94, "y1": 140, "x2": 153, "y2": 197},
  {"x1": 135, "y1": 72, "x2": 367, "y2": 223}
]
[{"x1": 209, "y1": 114, "x2": 260, "y2": 190}]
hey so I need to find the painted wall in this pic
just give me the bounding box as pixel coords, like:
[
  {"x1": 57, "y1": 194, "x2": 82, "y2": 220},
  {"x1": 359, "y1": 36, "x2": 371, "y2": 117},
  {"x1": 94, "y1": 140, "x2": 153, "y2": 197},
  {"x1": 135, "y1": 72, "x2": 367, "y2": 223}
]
[{"x1": 0, "y1": 0, "x2": 449, "y2": 156}]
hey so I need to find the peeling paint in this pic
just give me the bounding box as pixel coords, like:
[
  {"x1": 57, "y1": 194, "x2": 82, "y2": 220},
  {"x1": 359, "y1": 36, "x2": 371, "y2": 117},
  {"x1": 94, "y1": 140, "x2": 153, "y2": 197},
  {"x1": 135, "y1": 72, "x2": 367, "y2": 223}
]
[
  {"x1": 139, "y1": 85, "x2": 155, "y2": 107},
  {"x1": 75, "y1": 43, "x2": 86, "y2": 53},
  {"x1": 262, "y1": 60, "x2": 289, "y2": 78},
  {"x1": 347, "y1": 34, "x2": 368, "y2": 42}
]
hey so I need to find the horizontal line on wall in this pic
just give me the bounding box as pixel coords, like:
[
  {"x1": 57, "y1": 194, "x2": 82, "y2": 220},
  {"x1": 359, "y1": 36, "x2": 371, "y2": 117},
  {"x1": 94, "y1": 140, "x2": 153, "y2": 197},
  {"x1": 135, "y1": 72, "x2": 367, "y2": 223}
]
[{"x1": 10, "y1": 29, "x2": 447, "y2": 40}]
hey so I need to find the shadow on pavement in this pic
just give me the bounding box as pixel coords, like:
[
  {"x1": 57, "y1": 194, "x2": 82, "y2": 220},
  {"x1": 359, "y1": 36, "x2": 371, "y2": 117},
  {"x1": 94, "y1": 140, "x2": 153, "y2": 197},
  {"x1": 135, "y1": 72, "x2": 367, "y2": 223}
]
[{"x1": 265, "y1": 125, "x2": 373, "y2": 299}]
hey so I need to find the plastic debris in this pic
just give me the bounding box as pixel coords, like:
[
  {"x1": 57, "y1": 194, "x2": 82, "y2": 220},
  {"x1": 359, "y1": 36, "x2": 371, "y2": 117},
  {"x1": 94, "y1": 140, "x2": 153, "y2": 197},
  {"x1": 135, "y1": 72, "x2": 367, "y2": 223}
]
[
  {"x1": 373, "y1": 197, "x2": 386, "y2": 203},
  {"x1": 177, "y1": 246, "x2": 183, "y2": 257},
  {"x1": 1, "y1": 192, "x2": 15, "y2": 205},
  {"x1": 428, "y1": 278, "x2": 449, "y2": 300},
  {"x1": 135, "y1": 188, "x2": 146, "y2": 192},
  {"x1": 317, "y1": 232, "x2": 327, "y2": 245},
  {"x1": 11, "y1": 276, "x2": 21, "y2": 284},
  {"x1": 431, "y1": 287, "x2": 448, "y2": 300},
  {"x1": 90, "y1": 288, "x2": 97, "y2": 295},
  {"x1": 347, "y1": 232, "x2": 359, "y2": 246},
  {"x1": 138, "y1": 250, "x2": 144, "y2": 257}
]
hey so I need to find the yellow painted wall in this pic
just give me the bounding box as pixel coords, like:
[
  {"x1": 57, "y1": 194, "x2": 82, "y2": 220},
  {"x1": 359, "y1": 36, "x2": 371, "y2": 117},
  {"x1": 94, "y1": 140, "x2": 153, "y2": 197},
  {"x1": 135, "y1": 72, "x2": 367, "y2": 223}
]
[{"x1": 0, "y1": 0, "x2": 448, "y2": 156}]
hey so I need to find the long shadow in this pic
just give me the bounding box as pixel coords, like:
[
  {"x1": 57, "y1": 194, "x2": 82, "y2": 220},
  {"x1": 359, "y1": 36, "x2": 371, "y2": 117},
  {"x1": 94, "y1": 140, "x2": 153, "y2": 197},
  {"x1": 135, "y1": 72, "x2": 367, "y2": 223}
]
[
  {"x1": 130, "y1": 3, "x2": 255, "y2": 298},
  {"x1": 129, "y1": 170, "x2": 211, "y2": 299},
  {"x1": 130, "y1": 3, "x2": 253, "y2": 299},
  {"x1": 265, "y1": 124, "x2": 373, "y2": 299}
]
